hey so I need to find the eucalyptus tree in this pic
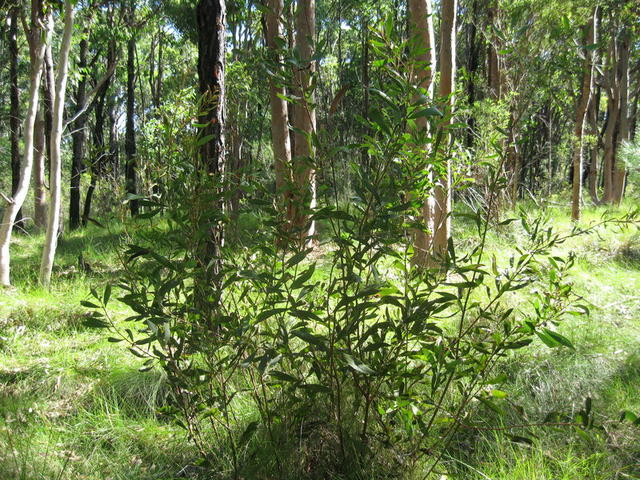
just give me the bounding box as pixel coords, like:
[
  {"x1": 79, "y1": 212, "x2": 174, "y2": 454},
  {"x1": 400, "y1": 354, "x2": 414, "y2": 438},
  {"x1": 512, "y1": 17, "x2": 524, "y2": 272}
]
[
  {"x1": 461, "y1": 0, "x2": 482, "y2": 148},
  {"x1": 486, "y1": 0, "x2": 502, "y2": 100},
  {"x1": 8, "y1": 6, "x2": 23, "y2": 231},
  {"x1": 68, "y1": 3, "x2": 115, "y2": 230},
  {"x1": 33, "y1": 110, "x2": 47, "y2": 229},
  {"x1": 197, "y1": 0, "x2": 226, "y2": 178},
  {"x1": 473, "y1": 0, "x2": 575, "y2": 205},
  {"x1": 601, "y1": 2, "x2": 638, "y2": 205},
  {"x1": 40, "y1": 0, "x2": 75, "y2": 287},
  {"x1": 196, "y1": 0, "x2": 226, "y2": 283},
  {"x1": 265, "y1": 0, "x2": 293, "y2": 215},
  {"x1": 225, "y1": 0, "x2": 263, "y2": 219},
  {"x1": 81, "y1": 3, "x2": 120, "y2": 226},
  {"x1": 0, "y1": 0, "x2": 52, "y2": 286},
  {"x1": 82, "y1": 43, "x2": 116, "y2": 226},
  {"x1": 70, "y1": 29, "x2": 90, "y2": 230},
  {"x1": 125, "y1": 0, "x2": 139, "y2": 216},
  {"x1": 289, "y1": 0, "x2": 317, "y2": 244},
  {"x1": 571, "y1": 7, "x2": 598, "y2": 221},
  {"x1": 586, "y1": 80, "x2": 601, "y2": 203},
  {"x1": 408, "y1": 0, "x2": 437, "y2": 266},
  {"x1": 432, "y1": 0, "x2": 457, "y2": 260}
]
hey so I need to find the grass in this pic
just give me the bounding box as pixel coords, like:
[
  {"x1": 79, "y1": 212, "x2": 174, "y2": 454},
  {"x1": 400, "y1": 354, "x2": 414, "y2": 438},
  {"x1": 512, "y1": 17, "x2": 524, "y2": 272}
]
[
  {"x1": 444, "y1": 201, "x2": 640, "y2": 479},
  {"x1": 1, "y1": 222, "x2": 197, "y2": 480},
  {"x1": 1, "y1": 203, "x2": 639, "y2": 479}
]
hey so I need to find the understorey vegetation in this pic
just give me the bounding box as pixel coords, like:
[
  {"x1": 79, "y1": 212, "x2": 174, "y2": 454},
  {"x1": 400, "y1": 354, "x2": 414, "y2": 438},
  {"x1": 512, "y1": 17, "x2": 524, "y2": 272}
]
[{"x1": 1, "y1": 0, "x2": 640, "y2": 478}]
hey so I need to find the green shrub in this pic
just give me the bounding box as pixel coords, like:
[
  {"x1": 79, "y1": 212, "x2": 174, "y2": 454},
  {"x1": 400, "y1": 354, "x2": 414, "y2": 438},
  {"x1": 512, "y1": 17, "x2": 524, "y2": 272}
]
[{"x1": 80, "y1": 24, "x2": 639, "y2": 480}]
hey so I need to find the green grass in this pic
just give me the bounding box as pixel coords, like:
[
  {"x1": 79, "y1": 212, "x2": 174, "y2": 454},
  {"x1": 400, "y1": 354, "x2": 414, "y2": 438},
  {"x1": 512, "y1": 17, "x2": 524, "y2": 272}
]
[
  {"x1": 1, "y1": 206, "x2": 639, "y2": 479},
  {"x1": 0, "y1": 222, "x2": 197, "y2": 480},
  {"x1": 443, "y1": 201, "x2": 640, "y2": 479}
]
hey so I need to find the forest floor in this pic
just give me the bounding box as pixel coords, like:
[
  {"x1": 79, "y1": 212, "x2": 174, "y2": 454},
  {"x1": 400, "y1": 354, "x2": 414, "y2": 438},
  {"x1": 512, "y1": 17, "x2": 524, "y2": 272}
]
[{"x1": 0, "y1": 203, "x2": 639, "y2": 480}]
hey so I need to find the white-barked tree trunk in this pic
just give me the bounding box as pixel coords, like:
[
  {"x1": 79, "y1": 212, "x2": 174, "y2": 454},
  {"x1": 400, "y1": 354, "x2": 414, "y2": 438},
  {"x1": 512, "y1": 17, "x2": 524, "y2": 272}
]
[
  {"x1": 39, "y1": 0, "x2": 75, "y2": 287},
  {"x1": 0, "y1": 5, "x2": 52, "y2": 287}
]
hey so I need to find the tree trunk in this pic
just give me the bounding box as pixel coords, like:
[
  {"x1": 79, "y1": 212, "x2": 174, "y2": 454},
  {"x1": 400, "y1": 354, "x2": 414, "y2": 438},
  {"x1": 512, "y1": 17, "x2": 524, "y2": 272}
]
[
  {"x1": 433, "y1": 0, "x2": 457, "y2": 261},
  {"x1": 156, "y1": 33, "x2": 164, "y2": 108},
  {"x1": 507, "y1": 118, "x2": 520, "y2": 208},
  {"x1": 487, "y1": 0, "x2": 501, "y2": 100},
  {"x1": 630, "y1": 69, "x2": 639, "y2": 142},
  {"x1": 70, "y1": 37, "x2": 89, "y2": 230},
  {"x1": 8, "y1": 7, "x2": 24, "y2": 231},
  {"x1": 286, "y1": 1, "x2": 296, "y2": 156},
  {"x1": 571, "y1": 8, "x2": 597, "y2": 221},
  {"x1": 265, "y1": 0, "x2": 293, "y2": 215},
  {"x1": 108, "y1": 94, "x2": 119, "y2": 178},
  {"x1": 587, "y1": 86, "x2": 601, "y2": 204},
  {"x1": 289, "y1": 0, "x2": 317, "y2": 245},
  {"x1": 149, "y1": 32, "x2": 156, "y2": 109},
  {"x1": 612, "y1": 29, "x2": 630, "y2": 205},
  {"x1": 150, "y1": 28, "x2": 163, "y2": 109},
  {"x1": 33, "y1": 110, "x2": 48, "y2": 229},
  {"x1": 81, "y1": 44, "x2": 115, "y2": 226},
  {"x1": 602, "y1": 29, "x2": 630, "y2": 206},
  {"x1": 196, "y1": 0, "x2": 226, "y2": 282},
  {"x1": 0, "y1": 1, "x2": 51, "y2": 286},
  {"x1": 465, "y1": 0, "x2": 480, "y2": 148},
  {"x1": 361, "y1": 14, "x2": 370, "y2": 170},
  {"x1": 197, "y1": 0, "x2": 226, "y2": 176},
  {"x1": 40, "y1": 0, "x2": 74, "y2": 288},
  {"x1": 125, "y1": 24, "x2": 139, "y2": 217},
  {"x1": 408, "y1": 0, "x2": 437, "y2": 266},
  {"x1": 83, "y1": 71, "x2": 110, "y2": 226},
  {"x1": 227, "y1": 119, "x2": 244, "y2": 220},
  {"x1": 602, "y1": 36, "x2": 619, "y2": 204},
  {"x1": 43, "y1": 41, "x2": 54, "y2": 176}
]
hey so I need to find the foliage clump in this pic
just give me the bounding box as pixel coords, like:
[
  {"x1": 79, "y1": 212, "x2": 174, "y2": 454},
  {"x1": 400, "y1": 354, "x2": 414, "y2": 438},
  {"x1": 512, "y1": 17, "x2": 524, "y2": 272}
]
[{"x1": 80, "y1": 34, "x2": 633, "y2": 475}]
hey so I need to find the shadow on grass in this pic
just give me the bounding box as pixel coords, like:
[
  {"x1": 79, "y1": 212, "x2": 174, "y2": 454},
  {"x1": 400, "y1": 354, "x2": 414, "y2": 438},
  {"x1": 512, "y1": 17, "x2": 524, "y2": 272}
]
[
  {"x1": 444, "y1": 349, "x2": 640, "y2": 479},
  {"x1": 85, "y1": 367, "x2": 170, "y2": 419},
  {"x1": 613, "y1": 238, "x2": 640, "y2": 268},
  {"x1": 10, "y1": 226, "x2": 126, "y2": 287},
  {"x1": 596, "y1": 351, "x2": 640, "y2": 475},
  {"x1": 1, "y1": 304, "x2": 91, "y2": 332}
]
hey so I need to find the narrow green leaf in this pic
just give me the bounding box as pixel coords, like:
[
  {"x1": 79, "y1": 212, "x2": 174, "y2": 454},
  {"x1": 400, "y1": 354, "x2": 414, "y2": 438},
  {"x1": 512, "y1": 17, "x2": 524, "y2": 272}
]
[
  {"x1": 291, "y1": 264, "x2": 315, "y2": 289},
  {"x1": 543, "y1": 329, "x2": 575, "y2": 350},
  {"x1": 344, "y1": 353, "x2": 375, "y2": 375},
  {"x1": 256, "y1": 308, "x2": 288, "y2": 323},
  {"x1": 103, "y1": 284, "x2": 111, "y2": 305},
  {"x1": 238, "y1": 421, "x2": 259, "y2": 447}
]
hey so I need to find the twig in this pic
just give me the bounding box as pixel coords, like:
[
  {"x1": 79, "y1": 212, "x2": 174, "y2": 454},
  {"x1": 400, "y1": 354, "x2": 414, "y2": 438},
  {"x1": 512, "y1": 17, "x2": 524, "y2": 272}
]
[
  {"x1": 456, "y1": 419, "x2": 577, "y2": 432},
  {"x1": 64, "y1": 61, "x2": 117, "y2": 128}
]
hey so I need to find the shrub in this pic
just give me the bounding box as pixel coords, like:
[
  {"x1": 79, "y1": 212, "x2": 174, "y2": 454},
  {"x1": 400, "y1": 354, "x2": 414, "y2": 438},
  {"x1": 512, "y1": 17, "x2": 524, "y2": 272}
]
[{"x1": 81, "y1": 24, "x2": 639, "y2": 480}]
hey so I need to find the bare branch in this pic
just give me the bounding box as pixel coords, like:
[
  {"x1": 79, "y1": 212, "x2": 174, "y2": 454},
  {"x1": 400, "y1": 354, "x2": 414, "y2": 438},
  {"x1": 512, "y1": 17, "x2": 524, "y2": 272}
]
[{"x1": 64, "y1": 59, "x2": 117, "y2": 129}]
